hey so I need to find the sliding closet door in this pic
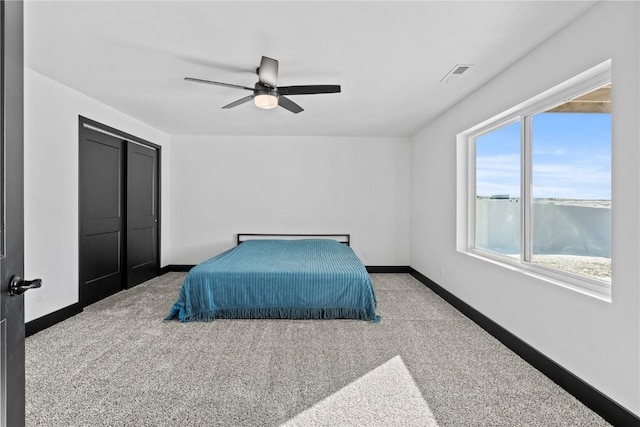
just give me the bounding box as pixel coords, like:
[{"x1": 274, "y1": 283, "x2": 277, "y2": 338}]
[
  {"x1": 126, "y1": 142, "x2": 158, "y2": 287},
  {"x1": 79, "y1": 128, "x2": 125, "y2": 306}
]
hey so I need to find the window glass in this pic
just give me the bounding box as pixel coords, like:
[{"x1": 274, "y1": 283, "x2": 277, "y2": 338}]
[
  {"x1": 475, "y1": 121, "x2": 521, "y2": 257},
  {"x1": 531, "y1": 84, "x2": 611, "y2": 282}
]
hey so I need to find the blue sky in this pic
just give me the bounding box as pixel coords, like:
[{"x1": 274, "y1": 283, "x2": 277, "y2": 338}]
[{"x1": 476, "y1": 113, "x2": 611, "y2": 200}]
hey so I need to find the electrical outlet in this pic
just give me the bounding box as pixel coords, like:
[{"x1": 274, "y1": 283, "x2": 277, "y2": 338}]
[
  {"x1": 440, "y1": 265, "x2": 445, "y2": 277},
  {"x1": 35, "y1": 290, "x2": 43, "y2": 302}
]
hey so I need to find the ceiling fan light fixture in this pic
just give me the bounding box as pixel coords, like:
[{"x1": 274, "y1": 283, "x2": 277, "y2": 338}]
[{"x1": 254, "y1": 93, "x2": 279, "y2": 109}]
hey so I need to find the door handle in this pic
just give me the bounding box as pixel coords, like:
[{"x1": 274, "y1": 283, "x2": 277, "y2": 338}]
[{"x1": 9, "y1": 275, "x2": 42, "y2": 296}]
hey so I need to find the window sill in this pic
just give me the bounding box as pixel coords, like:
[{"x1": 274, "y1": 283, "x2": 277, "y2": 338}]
[{"x1": 462, "y1": 249, "x2": 612, "y2": 302}]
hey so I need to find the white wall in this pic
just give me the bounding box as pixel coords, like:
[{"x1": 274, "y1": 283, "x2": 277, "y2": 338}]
[
  {"x1": 24, "y1": 69, "x2": 171, "y2": 322},
  {"x1": 410, "y1": 1, "x2": 639, "y2": 415},
  {"x1": 168, "y1": 135, "x2": 410, "y2": 266}
]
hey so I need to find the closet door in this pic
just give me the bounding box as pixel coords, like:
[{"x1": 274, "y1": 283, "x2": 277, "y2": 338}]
[
  {"x1": 79, "y1": 129, "x2": 125, "y2": 306},
  {"x1": 126, "y1": 142, "x2": 158, "y2": 287}
]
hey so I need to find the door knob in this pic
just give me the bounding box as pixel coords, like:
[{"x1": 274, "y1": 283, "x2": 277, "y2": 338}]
[{"x1": 9, "y1": 275, "x2": 42, "y2": 296}]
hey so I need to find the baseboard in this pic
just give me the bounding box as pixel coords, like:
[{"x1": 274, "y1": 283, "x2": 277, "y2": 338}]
[
  {"x1": 25, "y1": 303, "x2": 83, "y2": 338},
  {"x1": 366, "y1": 266, "x2": 411, "y2": 273},
  {"x1": 160, "y1": 264, "x2": 195, "y2": 274},
  {"x1": 408, "y1": 267, "x2": 639, "y2": 426}
]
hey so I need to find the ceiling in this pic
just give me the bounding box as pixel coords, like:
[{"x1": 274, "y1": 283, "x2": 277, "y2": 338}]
[{"x1": 24, "y1": 1, "x2": 596, "y2": 137}]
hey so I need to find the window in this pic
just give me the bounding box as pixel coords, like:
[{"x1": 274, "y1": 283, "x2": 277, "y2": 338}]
[
  {"x1": 475, "y1": 120, "x2": 521, "y2": 258},
  {"x1": 460, "y1": 61, "x2": 612, "y2": 299}
]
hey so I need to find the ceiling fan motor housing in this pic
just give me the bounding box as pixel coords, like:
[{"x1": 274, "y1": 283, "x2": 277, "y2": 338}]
[{"x1": 254, "y1": 82, "x2": 278, "y2": 96}]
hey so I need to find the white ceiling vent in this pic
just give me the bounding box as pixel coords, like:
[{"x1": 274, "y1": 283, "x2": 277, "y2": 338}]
[{"x1": 440, "y1": 64, "x2": 473, "y2": 83}]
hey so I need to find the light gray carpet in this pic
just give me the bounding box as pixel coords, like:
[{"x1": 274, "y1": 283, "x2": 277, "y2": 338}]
[{"x1": 25, "y1": 273, "x2": 610, "y2": 426}]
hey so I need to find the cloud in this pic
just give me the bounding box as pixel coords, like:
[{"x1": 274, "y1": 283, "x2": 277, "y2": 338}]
[
  {"x1": 476, "y1": 154, "x2": 520, "y2": 197},
  {"x1": 476, "y1": 154, "x2": 610, "y2": 200},
  {"x1": 533, "y1": 148, "x2": 566, "y2": 156},
  {"x1": 532, "y1": 162, "x2": 610, "y2": 199}
]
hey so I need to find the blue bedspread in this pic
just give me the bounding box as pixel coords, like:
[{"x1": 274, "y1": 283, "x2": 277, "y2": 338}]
[{"x1": 166, "y1": 239, "x2": 380, "y2": 323}]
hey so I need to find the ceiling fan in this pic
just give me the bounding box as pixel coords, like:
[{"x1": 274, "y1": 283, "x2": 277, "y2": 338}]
[{"x1": 184, "y1": 56, "x2": 341, "y2": 114}]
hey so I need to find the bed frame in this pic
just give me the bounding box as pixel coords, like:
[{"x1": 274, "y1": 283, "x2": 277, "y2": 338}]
[{"x1": 237, "y1": 233, "x2": 350, "y2": 246}]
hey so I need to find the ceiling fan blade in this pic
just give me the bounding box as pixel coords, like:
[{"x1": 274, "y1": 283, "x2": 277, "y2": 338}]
[
  {"x1": 277, "y1": 85, "x2": 341, "y2": 95},
  {"x1": 184, "y1": 77, "x2": 253, "y2": 91},
  {"x1": 258, "y1": 56, "x2": 278, "y2": 87},
  {"x1": 278, "y1": 96, "x2": 304, "y2": 114},
  {"x1": 222, "y1": 95, "x2": 254, "y2": 109}
]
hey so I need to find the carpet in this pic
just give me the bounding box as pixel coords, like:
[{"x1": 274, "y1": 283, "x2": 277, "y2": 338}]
[{"x1": 25, "y1": 273, "x2": 610, "y2": 426}]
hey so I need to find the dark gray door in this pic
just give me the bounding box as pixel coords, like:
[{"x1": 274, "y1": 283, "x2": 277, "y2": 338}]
[
  {"x1": 79, "y1": 129, "x2": 125, "y2": 307},
  {"x1": 1, "y1": 1, "x2": 27, "y2": 425},
  {"x1": 126, "y1": 142, "x2": 158, "y2": 287}
]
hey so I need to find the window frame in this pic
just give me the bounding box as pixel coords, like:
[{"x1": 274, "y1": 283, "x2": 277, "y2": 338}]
[{"x1": 457, "y1": 60, "x2": 612, "y2": 301}]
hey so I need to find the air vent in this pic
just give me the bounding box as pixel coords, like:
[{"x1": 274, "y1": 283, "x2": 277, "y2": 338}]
[{"x1": 440, "y1": 64, "x2": 473, "y2": 83}]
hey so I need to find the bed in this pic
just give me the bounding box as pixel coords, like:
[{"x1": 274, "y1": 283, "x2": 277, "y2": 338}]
[{"x1": 166, "y1": 234, "x2": 380, "y2": 323}]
